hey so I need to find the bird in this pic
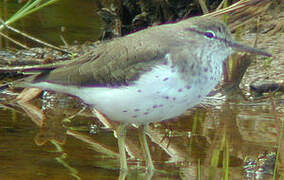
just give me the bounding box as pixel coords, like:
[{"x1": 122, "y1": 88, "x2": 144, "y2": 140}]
[{"x1": 2, "y1": 16, "x2": 271, "y2": 171}]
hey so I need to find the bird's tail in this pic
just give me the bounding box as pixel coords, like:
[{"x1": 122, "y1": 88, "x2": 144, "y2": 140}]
[
  {"x1": 0, "y1": 76, "x2": 33, "y2": 91},
  {"x1": 0, "y1": 58, "x2": 64, "y2": 91}
]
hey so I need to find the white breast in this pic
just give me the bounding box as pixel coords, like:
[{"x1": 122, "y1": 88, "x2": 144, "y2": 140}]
[{"x1": 32, "y1": 55, "x2": 222, "y2": 124}]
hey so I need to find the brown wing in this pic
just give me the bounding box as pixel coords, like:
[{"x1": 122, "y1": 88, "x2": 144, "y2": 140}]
[
  {"x1": 33, "y1": 26, "x2": 173, "y2": 87},
  {"x1": 31, "y1": 16, "x2": 209, "y2": 87}
]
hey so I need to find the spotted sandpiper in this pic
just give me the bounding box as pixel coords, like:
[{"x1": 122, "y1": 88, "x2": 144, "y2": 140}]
[{"x1": 8, "y1": 16, "x2": 271, "y2": 171}]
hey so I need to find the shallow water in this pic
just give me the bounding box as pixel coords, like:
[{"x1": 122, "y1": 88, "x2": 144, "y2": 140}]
[{"x1": 0, "y1": 89, "x2": 282, "y2": 179}]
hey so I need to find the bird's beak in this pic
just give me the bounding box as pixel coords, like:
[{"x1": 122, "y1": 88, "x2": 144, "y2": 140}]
[{"x1": 229, "y1": 41, "x2": 272, "y2": 57}]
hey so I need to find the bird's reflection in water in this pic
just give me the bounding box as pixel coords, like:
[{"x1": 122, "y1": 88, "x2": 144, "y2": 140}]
[{"x1": 0, "y1": 88, "x2": 282, "y2": 180}]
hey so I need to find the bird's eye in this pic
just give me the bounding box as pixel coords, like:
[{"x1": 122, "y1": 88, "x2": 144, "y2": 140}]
[{"x1": 204, "y1": 31, "x2": 215, "y2": 39}]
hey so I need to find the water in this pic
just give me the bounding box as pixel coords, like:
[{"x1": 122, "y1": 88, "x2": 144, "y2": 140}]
[
  {"x1": 0, "y1": 0, "x2": 103, "y2": 48},
  {"x1": 0, "y1": 89, "x2": 282, "y2": 179}
]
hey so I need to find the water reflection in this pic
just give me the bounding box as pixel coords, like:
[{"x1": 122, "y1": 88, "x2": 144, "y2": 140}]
[{"x1": 0, "y1": 88, "x2": 282, "y2": 179}]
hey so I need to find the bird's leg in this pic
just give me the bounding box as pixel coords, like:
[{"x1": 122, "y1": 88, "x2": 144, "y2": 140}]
[
  {"x1": 138, "y1": 124, "x2": 154, "y2": 171},
  {"x1": 116, "y1": 123, "x2": 128, "y2": 171},
  {"x1": 93, "y1": 108, "x2": 128, "y2": 171}
]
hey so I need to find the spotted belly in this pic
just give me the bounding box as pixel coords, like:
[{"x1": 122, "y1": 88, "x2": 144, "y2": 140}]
[
  {"x1": 31, "y1": 58, "x2": 221, "y2": 124},
  {"x1": 77, "y1": 65, "x2": 220, "y2": 124}
]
